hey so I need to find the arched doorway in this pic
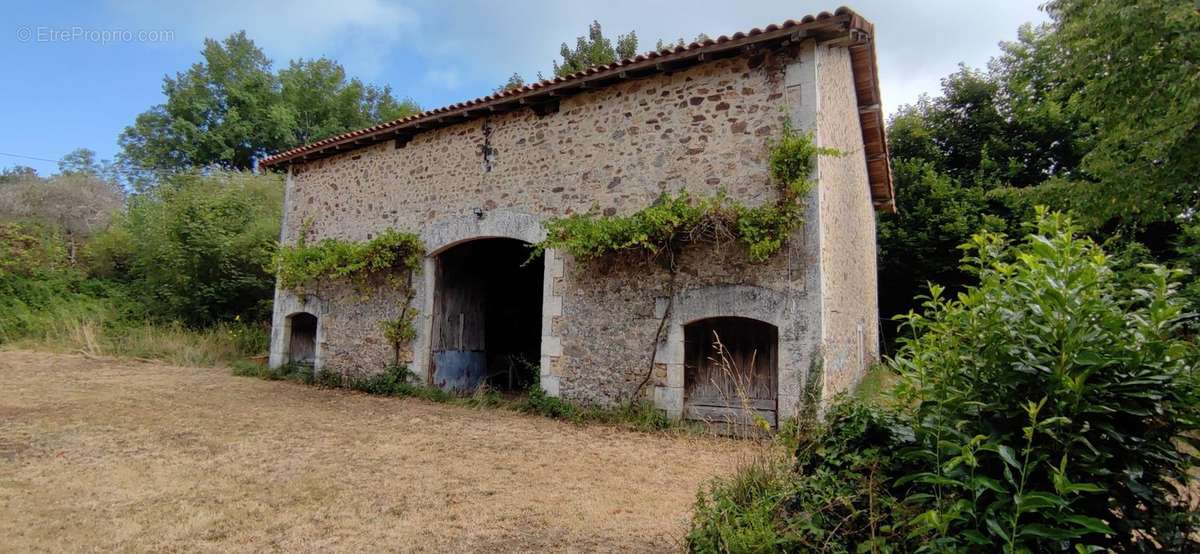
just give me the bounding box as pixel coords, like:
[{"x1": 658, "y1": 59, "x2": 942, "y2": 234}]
[
  {"x1": 683, "y1": 317, "x2": 778, "y2": 428},
  {"x1": 287, "y1": 312, "x2": 318, "y2": 367},
  {"x1": 430, "y1": 238, "x2": 543, "y2": 392}
]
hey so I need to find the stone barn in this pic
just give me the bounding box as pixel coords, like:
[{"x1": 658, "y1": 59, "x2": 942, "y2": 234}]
[{"x1": 261, "y1": 7, "x2": 893, "y2": 425}]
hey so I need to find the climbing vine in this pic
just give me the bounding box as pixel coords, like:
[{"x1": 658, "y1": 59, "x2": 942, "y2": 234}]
[
  {"x1": 531, "y1": 123, "x2": 837, "y2": 402},
  {"x1": 534, "y1": 123, "x2": 836, "y2": 264},
  {"x1": 273, "y1": 227, "x2": 424, "y2": 291},
  {"x1": 273, "y1": 226, "x2": 425, "y2": 364},
  {"x1": 378, "y1": 306, "x2": 417, "y2": 367}
]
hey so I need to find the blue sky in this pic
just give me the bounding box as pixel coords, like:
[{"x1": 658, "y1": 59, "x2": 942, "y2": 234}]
[{"x1": 1, "y1": 0, "x2": 1049, "y2": 176}]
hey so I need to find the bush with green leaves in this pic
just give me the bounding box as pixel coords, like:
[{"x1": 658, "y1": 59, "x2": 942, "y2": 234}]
[
  {"x1": 689, "y1": 210, "x2": 1200, "y2": 552},
  {"x1": 0, "y1": 221, "x2": 118, "y2": 342},
  {"x1": 87, "y1": 170, "x2": 283, "y2": 325},
  {"x1": 688, "y1": 399, "x2": 918, "y2": 553},
  {"x1": 0, "y1": 221, "x2": 67, "y2": 279},
  {"x1": 893, "y1": 209, "x2": 1199, "y2": 551}
]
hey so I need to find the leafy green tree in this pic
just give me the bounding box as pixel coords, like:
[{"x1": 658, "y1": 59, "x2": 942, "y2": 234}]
[
  {"x1": 989, "y1": 24, "x2": 1087, "y2": 186},
  {"x1": 656, "y1": 33, "x2": 712, "y2": 52},
  {"x1": 120, "y1": 32, "x2": 278, "y2": 172},
  {"x1": 889, "y1": 64, "x2": 1082, "y2": 193},
  {"x1": 119, "y1": 32, "x2": 418, "y2": 178},
  {"x1": 552, "y1": 21, "x2": 638, "y2": 77},
  {"x1": 91, "y1": 170, "x2": 283, "y2": 325},
  {"x1": 275, "y1": 58, "x2": 418, "y2": 145},
  {"x1": 878, "y1": 2, "x2": 1200, "y2": 344},
  {"x1": 57, "y1": 148, "x2": 100, "y2": 175},
  {"x1": 493, "y1": 72, "x2": 525, "y2": 94},
  {"x1": 877, "y1": 62, "x2": 1071, "y2": 341},
  {"x1": 57, "y1": 148, "x2": 121, "y2": 183},
  {"x1": 875, "y1": 159, "x2": 1003, "y2": 342},
  {"x1": 1038, "y1": 0, "x2": 1199, "y2": 229}
]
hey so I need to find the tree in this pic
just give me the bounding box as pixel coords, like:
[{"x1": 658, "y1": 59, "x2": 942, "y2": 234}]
[
  {"x1": 0, "y1": 151, "x2": 125, "y2": 263},
  {"x1": 92, "y1": 170, "x2": 283, "y2": 324},
  {"x1": 57, "y1": 147, "x2": 121, "y2": 183},
  {"x1": 889, "y1": 64, "x2": 1082, "y2": 193},
  {"x1": 875, "y1": 159, "x2": 1001, "y2": 343},
  {"x1": 120, "y1": 32, "x2": 278, "y2": 172},
  {"x1": 552, "y1": 21, "x2": 637, "y2": 77},
  {"x1": 877, "y1": 1, "x2": 1200, "y2": 344},
  {"x1": 656, "y1": 33, "x2": 712, "y2": 52},
  {"x1": 57, "y1": 148, "x2": 100, "y2": 175},
  {"x1": 119, "y1": 31, "x2": 419, "y2": 178},
  {"x1": 0, "y1": 166, "x2": 38, "y2": 185},
  {"x1": 275, "y1": 58, "x2": 418, "y2": 145},
  {"x1": 877, "y1": 62, "x2": 1073, "y2": 341},
  {"x1": 493, "y1": 72, "x2": 525, "y2": 94},
  {"x1": 1038, "y1": 0, "x2": 1199, "y2": 229}
]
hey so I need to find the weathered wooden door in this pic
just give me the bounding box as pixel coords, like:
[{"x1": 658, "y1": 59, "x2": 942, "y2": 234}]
[
  {"x1": 683, "y1": 317, "x2": 778, "y2": 428},
  {"x1": 287, "y1": 312, "x2": 318, "y2": 366},
  {"x1": 430, "y1": 246, "x2": 488, "y2": 390}
]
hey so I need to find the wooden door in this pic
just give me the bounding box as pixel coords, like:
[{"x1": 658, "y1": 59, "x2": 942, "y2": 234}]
[{"x1": 683, "y1": 317, "x2": 778, "y2": 428}]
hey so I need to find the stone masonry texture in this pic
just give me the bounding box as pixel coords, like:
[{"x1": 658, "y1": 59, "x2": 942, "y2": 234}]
[{"x1": 269, "y1": 41, "x2": 881, "y2": 418}]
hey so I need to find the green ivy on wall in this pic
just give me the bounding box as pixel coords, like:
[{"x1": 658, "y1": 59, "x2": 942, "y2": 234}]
[
  {"x1": 534, "y1": 123, "x2": 836, "y2": 265},
  {"x1": 273, "y1": 226, "x2": 425, "y2": 365},
  {"x1": 272, "y1": 227, "x2": 424, "y2": 291},
  {"x1": 530, "y1": 123, "x2": 836, "y2": 402}
]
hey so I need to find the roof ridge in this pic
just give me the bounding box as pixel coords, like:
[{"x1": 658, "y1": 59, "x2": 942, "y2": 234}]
[
  {"x1": 259, "y1": 6, "x2": 892, "y2": 213},
  {"x1": 261, "y1": 7, "x2": 862, "y2": 166}
]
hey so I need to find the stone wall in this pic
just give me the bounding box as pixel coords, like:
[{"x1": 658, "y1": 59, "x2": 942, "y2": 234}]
[
  {"x1": 269, "y1": 41, "x2": 878, "y2": 413},
  {"x1": 815, "y1": 43, "x2": 881, "y2": 401},
  {"x1": 280, "y1": 52, "x2": 797, "y2": 245}
]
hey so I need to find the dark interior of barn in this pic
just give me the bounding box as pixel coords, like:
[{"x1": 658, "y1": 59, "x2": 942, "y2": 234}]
[{"x1": 432, "y1": 238, "x2": 543, "y2": 392}]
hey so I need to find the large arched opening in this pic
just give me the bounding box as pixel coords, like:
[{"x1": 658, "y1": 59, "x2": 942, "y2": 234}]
[
  {"x1": 683, "y1": 316, "x2": 778, "y2": 428},
  {"x1": 430, "y1": 238, "x2": 543, "y2": 392}
]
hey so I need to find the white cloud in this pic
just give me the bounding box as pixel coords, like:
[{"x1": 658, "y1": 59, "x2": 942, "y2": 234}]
[
  {"x1": 105, "y1": 0, "x2": 418, "y2": 77},
  {"x1": 423, "y1": 67, "x2": 461, "y2": 90},
  {"x1": 399, "y1": 0, "x2": 1049, "y2": 115},
  {"x1": 104, "y1": 0, "x2": 1051, "y2": 114}
]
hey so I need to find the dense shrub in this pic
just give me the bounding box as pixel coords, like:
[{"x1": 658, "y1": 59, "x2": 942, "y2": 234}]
[
  {"x1": 89, "y1": 170, "x2": 283, "y2": 325},
  {"x1": 894, "y1": 209, "x2": 1199, "y2": 550},
  {"x1": 0, "y1": 221, "x2": 115, "y2": 342},
  {"x1": 0, "y1": 221, "x2": 68, "y2": 278},
  {"x1": 689, "y1": 210, "x2": 1200, "y2": 552},
  {"x1": 688, "y1": 400, "x2": 917, "y2": 553}
]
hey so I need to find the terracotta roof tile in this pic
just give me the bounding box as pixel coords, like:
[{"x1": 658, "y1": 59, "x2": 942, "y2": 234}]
[{"x1": 261, "y1": 5, "x2": 894, "y2": 211}]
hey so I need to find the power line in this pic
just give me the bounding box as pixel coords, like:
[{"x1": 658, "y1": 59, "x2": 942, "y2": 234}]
[
  {"x1": 0, "y1": 151, "x2": 261, "y2": 180},
  {"x1": 0, "y1": 151, "x2": 61, "y2": 164}
]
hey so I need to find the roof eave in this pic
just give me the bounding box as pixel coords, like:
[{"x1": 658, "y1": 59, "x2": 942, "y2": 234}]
[{"x1": 261, "y1": 7, "x2": 894, "y2": 211}]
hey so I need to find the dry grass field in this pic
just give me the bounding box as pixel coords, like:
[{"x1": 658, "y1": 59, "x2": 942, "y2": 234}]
[{"x1": 0, "y1": 350, "x2": 747, "y2": 552}]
